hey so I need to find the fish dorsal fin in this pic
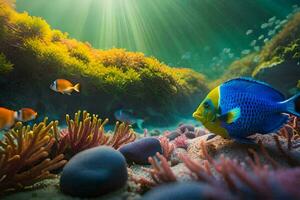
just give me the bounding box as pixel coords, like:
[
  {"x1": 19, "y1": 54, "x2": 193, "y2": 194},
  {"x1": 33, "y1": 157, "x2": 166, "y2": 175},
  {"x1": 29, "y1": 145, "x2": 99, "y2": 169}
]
[{"x1": 223, "y1": 77, "x2": 285, "y2": 101}]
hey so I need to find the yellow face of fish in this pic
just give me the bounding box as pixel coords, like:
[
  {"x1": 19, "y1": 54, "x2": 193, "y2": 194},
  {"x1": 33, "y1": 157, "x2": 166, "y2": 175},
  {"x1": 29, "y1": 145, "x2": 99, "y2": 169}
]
[
  {"x1": 193, "y1": 86, "x2": 220, "y2": 125},
  {"x1": 192, "y1": 86, "x2": 230, "y2": 138},
  {"x1": 193, "y1": 100, "x2": 215, "y2": 124}
]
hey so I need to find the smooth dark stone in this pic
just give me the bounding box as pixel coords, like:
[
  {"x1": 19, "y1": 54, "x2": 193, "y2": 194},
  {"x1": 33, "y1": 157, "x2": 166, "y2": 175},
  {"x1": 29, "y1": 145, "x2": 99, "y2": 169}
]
[
  {"x1": 142, "y1": 182, "x2": 216, "y2": 200},
  {"x1": 166, "y1": 131, "x2": 181, "y2": 140},
  {"x1": 178, "y1": 124, "x2": 195, "y2": 133},
  {"x1": 185, "y1": 131, "x2": 196, "y2": 139},
  {"x1": 60, "y1": 146, "x2": 127, "y2": 198},
  {"x1": 119, "y1": 137, "x2": 162, "y2": 165}
]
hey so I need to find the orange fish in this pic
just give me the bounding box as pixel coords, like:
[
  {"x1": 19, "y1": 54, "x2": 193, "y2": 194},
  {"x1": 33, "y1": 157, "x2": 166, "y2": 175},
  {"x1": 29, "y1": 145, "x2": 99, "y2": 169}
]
[
  {"x1": 0, "y1": 107, "x2": 37, "y2": 130},
  {"x1": 16, "y1": 108, "x2": 38, "y2": 122},
  {"x1": 0, "y1": 107, "x2": 16, "y2": 130},
  {"x1": 50, "y1": 79, "x2": 80, "y2": 95}
]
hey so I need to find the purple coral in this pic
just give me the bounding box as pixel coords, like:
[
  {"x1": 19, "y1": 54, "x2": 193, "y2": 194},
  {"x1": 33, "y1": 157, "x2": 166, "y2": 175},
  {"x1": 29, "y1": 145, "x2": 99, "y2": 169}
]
[{"x1": 138, "y1": 140, "x2": 300, "y2": 199}]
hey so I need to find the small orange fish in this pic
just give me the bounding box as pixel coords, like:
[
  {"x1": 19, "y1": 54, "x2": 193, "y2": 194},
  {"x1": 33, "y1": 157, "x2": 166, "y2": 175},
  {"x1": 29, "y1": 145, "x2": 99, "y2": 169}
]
[
  {"x1": 16, "y1": 108, "x2": 38, "y2": 122},
  {"x1": 0, "y1": 107, "x2": 16, "y2": 130},
  {"x1": 50, "y1": 79, "x2": 80, "y2": 95},
  {"x1": 0, "y1": 107, "x2": 37, "y2": 130}
]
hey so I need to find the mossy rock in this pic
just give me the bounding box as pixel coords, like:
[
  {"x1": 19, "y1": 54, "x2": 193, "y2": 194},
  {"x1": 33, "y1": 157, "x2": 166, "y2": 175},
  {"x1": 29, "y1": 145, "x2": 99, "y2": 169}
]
[{"x1": 0, "y1": 1, "x2": 208, "y2": 125}]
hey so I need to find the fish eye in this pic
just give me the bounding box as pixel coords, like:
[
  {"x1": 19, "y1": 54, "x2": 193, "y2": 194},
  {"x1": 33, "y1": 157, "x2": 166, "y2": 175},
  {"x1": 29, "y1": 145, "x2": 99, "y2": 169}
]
[{"x1": 203, "y1": 101, "x2": 210, "y2": 109}]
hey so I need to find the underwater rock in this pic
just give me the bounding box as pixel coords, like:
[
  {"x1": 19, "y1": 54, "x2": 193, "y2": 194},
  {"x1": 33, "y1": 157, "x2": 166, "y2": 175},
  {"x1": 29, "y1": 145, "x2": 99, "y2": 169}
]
[
  {"x1": 60, "y1": 146, "x2": 127, "y2": 198},
  {"x1": 185, "y1": 131, "x2": 196, "y2": 139},
  {"x1": 187, "y1": 133, "x2": 300, "y2": 168},
  {"x1": 178, "y1": 124, "x2": 195, "y2": 133},
  {"x1": 142, "y1": 182, "x2": 219, "y2": 200},
  {"x1": 148, "y1": 129, "x2": 161, "y2": 137},
  {"x1": 254, "y1": 60, "x2": 300, "y2": 95},
  {"x1": 166, "y1": 131, "x2": 181, "y2": 140},
  {"x1": 170, "y1": 148, "x2": 189, "y2": 166},
  {"x1": 119, "y1": 137, "x2": 163, "y2": 165}
]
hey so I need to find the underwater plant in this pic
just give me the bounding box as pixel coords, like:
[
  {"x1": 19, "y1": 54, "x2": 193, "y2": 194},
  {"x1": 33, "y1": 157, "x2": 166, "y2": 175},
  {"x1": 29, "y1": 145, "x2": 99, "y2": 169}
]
[
  {"x1": 131, "y1": 140, "x2": 300, "y2": 199},
  {"x1": 55, "y1": 110, "x2": 136, "y2": 157},
  {"x1": 158, "y1": 136, "x2": 174, "y2": 160},
  {"x1": 0, "y1": 53, "x2": 13, "y2": 75},
  {"x1": 0, "y1": 119, "x2": 67, "y2": 193},
  {"x1": 0, "y1": 0, "x2": 208, "y2": 124}
]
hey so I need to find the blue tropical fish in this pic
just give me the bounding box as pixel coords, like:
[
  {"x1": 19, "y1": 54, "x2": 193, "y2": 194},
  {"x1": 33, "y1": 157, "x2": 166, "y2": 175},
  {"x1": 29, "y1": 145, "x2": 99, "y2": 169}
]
[
  {"x1": 193, "y1": 77, "x2": 300, "y2": 144},
  {"x1": 114, "y1": 109, "x2": 144, "y2": 130}
]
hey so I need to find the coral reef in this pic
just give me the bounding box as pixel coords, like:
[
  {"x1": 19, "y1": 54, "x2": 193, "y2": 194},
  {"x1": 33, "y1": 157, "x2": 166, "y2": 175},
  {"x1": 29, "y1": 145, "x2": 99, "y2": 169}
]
[
  {"x1": 278, "y1": 115, "x2": 300, "y2": 150},
  {"x1": 0, "y1": 119, "x2": 67, "y2": 193},
  {"x1": 60, "y1": 146, "x2": 127, "y2": 198},
  {"x1": 132, "y1": 138, "x2": 300, "y2": 199},
  {"x1": 0, "y1": 0, "x2": 208, "y2": 124},
  {"x1": 212, "y1": 12, "x2": 300, "y2": 94},
  {"x1": 55, "y1": 110, "x2": 136, "y2": 157},
  {"x1": 158, "y1": 136, "x2": 174, "y2": 160}
]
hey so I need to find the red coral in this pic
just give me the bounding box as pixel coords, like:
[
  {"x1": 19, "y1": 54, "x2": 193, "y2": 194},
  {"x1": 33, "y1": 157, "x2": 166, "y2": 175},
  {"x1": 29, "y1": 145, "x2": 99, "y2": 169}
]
[
  {"x1": 55, "y1": 110, "x2": 136, "y2": 157},
  {"x1": 141, "y1": 140, "x2": 300, "y2": 199},
  {"x1": 146, "y1": 152, "x2": 177, "y2": 184},
  {"x1": 158, "y1": 136, "x2": 174, "y2": 160},
  {"x1": 173, "y1": 134, "x2": 188, "y2": 149}
]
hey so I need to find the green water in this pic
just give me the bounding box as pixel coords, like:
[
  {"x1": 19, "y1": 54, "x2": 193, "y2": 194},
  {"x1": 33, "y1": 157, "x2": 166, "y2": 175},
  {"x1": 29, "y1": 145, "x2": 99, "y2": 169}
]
[{"x1": 16, "y1": 0, "x2": 298, "y2": 79}]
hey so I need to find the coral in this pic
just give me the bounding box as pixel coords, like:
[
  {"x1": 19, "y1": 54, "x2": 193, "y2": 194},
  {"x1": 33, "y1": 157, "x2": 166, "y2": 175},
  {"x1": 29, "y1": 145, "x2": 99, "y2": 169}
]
[
  {"x1": 173, "y1": 134, "x2": 188, "y2": 149},
  {"x1": 55, "y1": 110, "x2": 136, "y2": 157},
  {"x1": 0, "y1": 119, "x2": 67, "y2": 193},
  {"x1": 60, "y1": 146, "x2": 127, "y2": 198},
  {"x1": 146, "y1": 152, "x2": 177, "y2": 184},
  {"x1": 272, "y1": 135, "x2": 300, "y2": 166},
  {"x1": 158, "y1": 136, "x2": 174, "y2": 160},
  {"x1": 278, "y1": 115, "x2": 300, "y2": 149},
  {"x1": 138, "y1": 140, "x2": 300, "y2": 199}
]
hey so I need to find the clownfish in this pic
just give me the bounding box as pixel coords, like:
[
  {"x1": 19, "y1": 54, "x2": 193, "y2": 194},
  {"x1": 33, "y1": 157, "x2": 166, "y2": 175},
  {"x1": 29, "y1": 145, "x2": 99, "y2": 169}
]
[
  {"x1": 0, "y1": 107, "x2": 38, "y2": 130},
  {"x1": 50, "y1": 79, "x2": 80, "y2": 95},
  {"x1": 193, "y1": 77, "x2": 300, "y2": 144}
]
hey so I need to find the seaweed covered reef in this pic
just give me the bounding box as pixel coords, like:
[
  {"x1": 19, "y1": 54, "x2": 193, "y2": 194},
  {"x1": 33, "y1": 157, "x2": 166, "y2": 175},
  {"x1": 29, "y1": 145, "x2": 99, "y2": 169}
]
[
  {"x1": 1, "y1": 112, "x2": 299, "y2": 199},
  {"x1": 0, "y1": 110, "x2": 136, "y2": 194},
  {"x1": 211, "y1": 11, "x2": 300, "y2": 94},
  {"x1": 0, "y1": 0, "x2": 208, "y2": 125}
]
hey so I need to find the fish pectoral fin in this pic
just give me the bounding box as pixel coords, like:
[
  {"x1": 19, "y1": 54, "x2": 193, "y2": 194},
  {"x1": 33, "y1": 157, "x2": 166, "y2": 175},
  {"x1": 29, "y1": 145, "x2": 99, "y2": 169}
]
[
  {"x1": 218, "y1": 107, "x2": 241, "y2": 124},
  {"x1": 232, "y1": 137, "x2": 256, "y2": 145}
]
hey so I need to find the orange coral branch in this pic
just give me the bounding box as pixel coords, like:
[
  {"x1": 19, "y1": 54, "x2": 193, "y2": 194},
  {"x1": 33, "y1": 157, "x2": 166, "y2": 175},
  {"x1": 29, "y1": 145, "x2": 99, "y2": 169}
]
[{"x1": 0, "y1": 120, "x2": 67, "y2": 193}]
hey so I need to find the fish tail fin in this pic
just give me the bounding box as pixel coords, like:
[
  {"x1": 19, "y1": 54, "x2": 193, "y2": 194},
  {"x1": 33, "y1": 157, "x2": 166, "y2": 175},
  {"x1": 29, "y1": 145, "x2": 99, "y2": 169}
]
[
  {"x1": 136, "y1": 119, "x2": 144, "y2": 130},
  {"x1": 282, "y1": 93, "x2": 300, "y2": 117},
  {"x1": 73, "y1": 83, "x2": 80, "y2": 92}
]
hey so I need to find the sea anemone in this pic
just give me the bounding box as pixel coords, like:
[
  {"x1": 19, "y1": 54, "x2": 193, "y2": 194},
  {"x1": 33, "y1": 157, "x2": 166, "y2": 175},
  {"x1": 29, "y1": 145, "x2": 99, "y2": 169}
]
[
  {"x1": 158, "y1": 136, "x2": 174, "y2": 160},
  {"x1": 0, "y1": 119, "x2": 67, "y2": 193},
  {"x1": 55, "y1": 110, "x2": 136, "y2": 157},
  {"x1": 134, "y1": 140, "x2": 300, "y2": 199}
]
